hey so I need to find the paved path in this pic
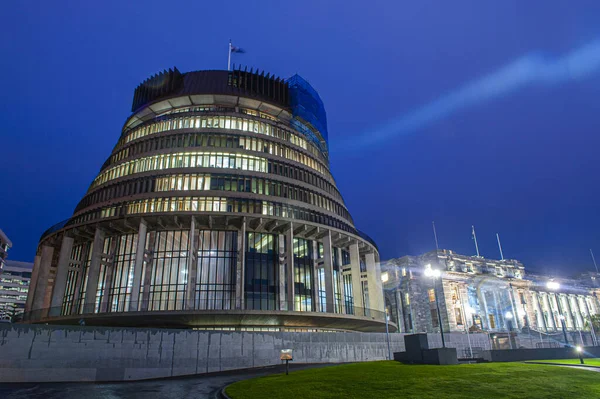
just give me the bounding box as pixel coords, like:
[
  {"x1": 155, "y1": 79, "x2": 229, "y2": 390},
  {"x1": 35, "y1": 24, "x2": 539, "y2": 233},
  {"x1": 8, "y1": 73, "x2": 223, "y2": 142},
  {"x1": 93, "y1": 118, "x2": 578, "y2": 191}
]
[
  {"x1": 525, "y1": 361, "x2": 600, "y2": 372},
  {"x1": 0, "y1": 363, "x2": 335, "y2": 399}
]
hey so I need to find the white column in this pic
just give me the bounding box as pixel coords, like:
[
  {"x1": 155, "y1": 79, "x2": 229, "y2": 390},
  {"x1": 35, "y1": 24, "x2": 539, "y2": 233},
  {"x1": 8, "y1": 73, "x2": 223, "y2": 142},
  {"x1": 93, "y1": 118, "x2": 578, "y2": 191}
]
[
  {"x1": 366, "y1": 251, "x2": 384, "y2": 312},
  {"x1": 322, "y1": 232, "x2": 335, "y2": 313},
  {"x1": 32, "y1": 245, "x2": 55, "y2": 312},
  {"x1": 349, "y1": 242, "x2": 364, "y2": 312},
  {"x1": 311, "y1": 239, "x2": 320, "y2": 312},
  {"x1": 278, "y1": 234, "x2": 287, "y2": 310},
  {"x1": 336, "y1": 247, "x2": 346, "y2": 314},
  {"x1": 83, "y1": 228, "x2": 105, "y2": 313},
  {"x1": 129, "y1": 219, "x2": 147, "y2": 311},
  {"x1": 235, "y1": 218, "x2": 246, "y2": 309},
  {"x1": 286, "y1": 224, "x2": 295, "y2": 309},
  {"x1": 50, "y1": 236, "x2": 74, "y2": 310},
  {"x1": 185, "y1": 217, "x2": 198, "y2": 310}
]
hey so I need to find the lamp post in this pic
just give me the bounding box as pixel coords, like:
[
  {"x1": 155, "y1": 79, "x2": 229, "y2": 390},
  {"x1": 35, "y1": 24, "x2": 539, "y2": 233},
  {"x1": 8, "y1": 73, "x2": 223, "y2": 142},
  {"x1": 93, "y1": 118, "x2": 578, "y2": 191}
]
[
  {"x1": 576, "y1": 345, "x2": 584, "y2": 364},
  {"x1": 547, "y1": 281, "x2": 569, "y2": 346},
  {"x1": 385, "y1": 308, "x2": 392, "y2": 360},
  {"x1": 425, "y1": 266, "x2": 446, "y2": 348}
]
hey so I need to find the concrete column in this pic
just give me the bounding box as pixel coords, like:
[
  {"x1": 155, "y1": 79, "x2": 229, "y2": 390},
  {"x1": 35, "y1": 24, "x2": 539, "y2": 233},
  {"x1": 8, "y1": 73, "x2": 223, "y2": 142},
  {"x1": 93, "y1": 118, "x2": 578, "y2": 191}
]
[
  {"x1": 32, "y1": 245, "x2": 55, "y2": 312},
  {"x1": 99, "y1": 238, "x2": 118, "y2": 313},
  {"x1": 83, "y1": 228, "x2": 105, "y2": 313},
  {"x1": 25, "y1": 255, "x2": 42, "y2": 313},
  {"x1": 50, "y1": 236, "x2": 74, "y2": 310},
  {"x1": 349, "y1": 242, "x2": 364, "y2": 313},
  {"x1": 185, "y1": 217, "x2": 198, "y2": 310},
  {"x1": 278, "y1": 234, "x2": 286, "y2": 310},
  {"x1": 336, "y1": 247, "x2": 346, "y2": 314},
  {"x1": 322, "y1": 232, "x2": 335, "y2": 313},
  {"x1": 536, "y1": 292, "x2": 549, "y2": 331},
  {"x1": 311, "y1": 240, "x2": 320, "y2": 312},
  {"x1": 129, "y1": 219, "x2": 147, "y2": 311},
  {"x1": 235, "y1": 218, "x2": 246, "y2": 309},
  {"x1": 140, "y1": 231, "x2": 156, "y2": 311},
  {"x1": 286, "y1": 224, "x2": 295, "y2": 309},
  {"x1": 365, "y1": 251, "x2": 384, "y2": 312}
]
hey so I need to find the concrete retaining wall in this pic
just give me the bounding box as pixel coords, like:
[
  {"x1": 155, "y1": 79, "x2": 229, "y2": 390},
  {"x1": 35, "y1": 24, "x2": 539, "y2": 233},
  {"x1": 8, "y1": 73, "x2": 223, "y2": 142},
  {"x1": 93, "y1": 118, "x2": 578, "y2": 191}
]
[{"x1": 0, "y1": 324, "x2": 405, "y2": 382}]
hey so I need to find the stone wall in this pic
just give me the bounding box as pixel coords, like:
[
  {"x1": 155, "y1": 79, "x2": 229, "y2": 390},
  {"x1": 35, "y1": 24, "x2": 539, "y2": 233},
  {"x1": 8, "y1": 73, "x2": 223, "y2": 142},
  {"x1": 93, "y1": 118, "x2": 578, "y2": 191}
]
[{"x1": 0, "y1": 324, "x2": 405, "y2": 383}]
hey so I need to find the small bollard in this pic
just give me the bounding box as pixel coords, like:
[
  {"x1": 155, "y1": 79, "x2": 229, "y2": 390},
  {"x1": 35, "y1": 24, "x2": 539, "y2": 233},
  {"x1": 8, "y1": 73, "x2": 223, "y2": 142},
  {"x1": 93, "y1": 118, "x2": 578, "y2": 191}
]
[
  {"x1": 280, "y1": 349, "x2": 293, "y2": 375},
  {"x1": 575, "y1": 346, "x2": 584, "y2": 365}
]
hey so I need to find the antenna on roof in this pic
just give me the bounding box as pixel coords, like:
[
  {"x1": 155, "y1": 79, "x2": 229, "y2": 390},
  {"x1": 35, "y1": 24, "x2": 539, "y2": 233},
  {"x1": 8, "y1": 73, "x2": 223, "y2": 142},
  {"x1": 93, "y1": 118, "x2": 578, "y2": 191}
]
[
  {"x1": 496, "y1": 233, "x2": 505, "y2": 260},
  {"x1": 432, "y1": 221, "x2": 439, "y2": 252},
  {"x1": 590, "y1": 249, "x2": 599, "y2": 273},
  {"x1": 471, "y1": 225, "x2": 480, "y2": 257}
]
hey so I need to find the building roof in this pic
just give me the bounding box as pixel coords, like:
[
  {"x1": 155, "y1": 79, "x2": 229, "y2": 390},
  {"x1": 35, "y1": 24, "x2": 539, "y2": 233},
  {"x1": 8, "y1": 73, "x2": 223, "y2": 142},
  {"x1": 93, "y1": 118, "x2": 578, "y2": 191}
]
[
  {"x1": 0, "y1": 229, "x2": 12, "y2": 247},
  {"x1": 3, "y1": 260, "x2": 33, "y2": 270}
]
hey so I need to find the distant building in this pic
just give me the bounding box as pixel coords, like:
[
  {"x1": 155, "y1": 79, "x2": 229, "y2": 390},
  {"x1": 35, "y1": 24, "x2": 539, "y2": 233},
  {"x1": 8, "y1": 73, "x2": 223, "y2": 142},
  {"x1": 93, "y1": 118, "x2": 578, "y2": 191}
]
[
  {"x1": 0, "y1": 260, "x2": 33, "y2": 321},
  {"x1": 0, "y1": 229, "x2": 12, "y2": 272},
  {"x1": 382, "y1": 249, "x2": 600, "y2": 335}
]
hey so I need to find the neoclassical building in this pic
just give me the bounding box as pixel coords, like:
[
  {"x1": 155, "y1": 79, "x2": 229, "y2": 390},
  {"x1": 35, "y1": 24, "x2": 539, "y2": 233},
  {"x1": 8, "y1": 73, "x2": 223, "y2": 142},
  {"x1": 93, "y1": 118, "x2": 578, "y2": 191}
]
[
  {"x1": 24, "y1": 67, "x2": 387, "y2": 332},
  {"x1": 383, "y1": 249, "x2": 600, "y2": 336}
]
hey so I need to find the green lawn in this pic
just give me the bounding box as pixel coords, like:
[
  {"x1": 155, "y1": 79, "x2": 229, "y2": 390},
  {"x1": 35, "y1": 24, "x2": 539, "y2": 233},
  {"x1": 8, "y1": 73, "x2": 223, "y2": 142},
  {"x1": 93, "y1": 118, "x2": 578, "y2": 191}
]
[
  {"x1": 225, "y1": 361, "x2": 600, "y2": 399},
  {"x1": 531, "y1": 358, "x2": 600, "y2": 367}
]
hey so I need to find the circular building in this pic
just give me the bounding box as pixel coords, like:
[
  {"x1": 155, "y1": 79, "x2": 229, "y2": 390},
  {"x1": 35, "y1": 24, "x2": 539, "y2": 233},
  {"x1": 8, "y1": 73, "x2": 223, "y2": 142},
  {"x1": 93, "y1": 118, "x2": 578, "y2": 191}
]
[{"x1": 24, "y1": 67, "x2": 391, "y2": 332}]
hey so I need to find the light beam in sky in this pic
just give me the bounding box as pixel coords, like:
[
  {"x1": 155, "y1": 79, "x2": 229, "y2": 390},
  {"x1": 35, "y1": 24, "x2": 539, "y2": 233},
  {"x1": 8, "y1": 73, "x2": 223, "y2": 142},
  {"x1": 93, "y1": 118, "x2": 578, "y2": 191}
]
[{"x1": 343, "y1": 39, "x2": 600, "y2": 150}]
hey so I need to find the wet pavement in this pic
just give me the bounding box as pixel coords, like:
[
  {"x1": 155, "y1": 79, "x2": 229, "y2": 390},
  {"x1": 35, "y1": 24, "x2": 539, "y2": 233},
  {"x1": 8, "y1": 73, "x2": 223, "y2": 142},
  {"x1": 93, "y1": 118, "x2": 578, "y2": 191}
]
[{"x1": 0, "y1": 363, "x2": 333, "y2": 399}]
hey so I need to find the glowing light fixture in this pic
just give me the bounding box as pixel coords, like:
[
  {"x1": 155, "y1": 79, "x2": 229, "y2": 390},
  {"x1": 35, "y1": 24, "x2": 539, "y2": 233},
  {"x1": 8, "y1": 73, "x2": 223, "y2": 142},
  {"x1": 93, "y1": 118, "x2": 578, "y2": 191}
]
[
  {"x1": 505, "y1": 312, "x2": 513, "y2": 320},
  {"x1": 547, "y1": 281, "x2": 560, "y2": 290}
]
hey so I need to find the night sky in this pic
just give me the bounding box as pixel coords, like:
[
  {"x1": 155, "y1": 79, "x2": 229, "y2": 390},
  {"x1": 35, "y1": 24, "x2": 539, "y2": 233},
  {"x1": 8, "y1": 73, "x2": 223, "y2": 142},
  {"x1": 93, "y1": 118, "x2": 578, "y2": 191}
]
[{"x1": 2, "y1": 1, "x2": 600, "y2": 275}]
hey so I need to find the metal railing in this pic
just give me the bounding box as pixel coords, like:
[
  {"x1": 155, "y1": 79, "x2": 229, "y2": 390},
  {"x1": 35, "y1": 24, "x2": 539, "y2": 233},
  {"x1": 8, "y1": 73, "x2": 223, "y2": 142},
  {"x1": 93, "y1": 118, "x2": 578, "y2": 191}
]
[{"x1": 21, "y1": 299, "x2": 387, "y2": 324}]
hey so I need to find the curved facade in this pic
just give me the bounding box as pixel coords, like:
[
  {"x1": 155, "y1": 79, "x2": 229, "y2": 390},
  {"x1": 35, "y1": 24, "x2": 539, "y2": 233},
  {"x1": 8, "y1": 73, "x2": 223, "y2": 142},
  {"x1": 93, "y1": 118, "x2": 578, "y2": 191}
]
[{"x1": 24, "y1": 67, "x2": 391, "y2": 332}]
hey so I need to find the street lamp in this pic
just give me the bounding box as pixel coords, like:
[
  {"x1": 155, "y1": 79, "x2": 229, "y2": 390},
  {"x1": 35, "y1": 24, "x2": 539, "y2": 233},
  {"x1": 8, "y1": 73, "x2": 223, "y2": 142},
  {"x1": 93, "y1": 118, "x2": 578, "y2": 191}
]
[
  {"x1": 547, "y1": 281, "x2": 569, "y2": 346},
  {"x1": 576, "y1": 345, "x2": 584, "y2": 364},
  {"x1": 424, "y1": 266, "x2": 446, "y2": 348}
]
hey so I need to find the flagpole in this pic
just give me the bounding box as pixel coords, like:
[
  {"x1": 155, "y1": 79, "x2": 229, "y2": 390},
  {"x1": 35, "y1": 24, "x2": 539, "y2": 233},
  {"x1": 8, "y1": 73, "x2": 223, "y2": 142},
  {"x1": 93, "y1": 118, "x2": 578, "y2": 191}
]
[
  {"x1": 227, "y1": 40, "x2": 232, "y2": 71},
  {"x1": 472, "y1": 225, "x2": 480, "y2": 257},
  {"x1": 432, "y1": 221, "x2": 440, "y2": 252},
  {"x1": 496, "y1": 233, "x2": 504, "y2": 260},
  {"x1": 591, "y1": 249, "x2": 599, "y2": 273}
]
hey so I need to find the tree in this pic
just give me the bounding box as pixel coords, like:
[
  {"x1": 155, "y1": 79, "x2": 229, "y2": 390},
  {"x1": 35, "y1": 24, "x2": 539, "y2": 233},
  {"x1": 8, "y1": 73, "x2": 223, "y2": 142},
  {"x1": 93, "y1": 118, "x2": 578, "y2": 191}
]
[{"x1": 584, "y1": 315, "x2": 600, "y2": 332}]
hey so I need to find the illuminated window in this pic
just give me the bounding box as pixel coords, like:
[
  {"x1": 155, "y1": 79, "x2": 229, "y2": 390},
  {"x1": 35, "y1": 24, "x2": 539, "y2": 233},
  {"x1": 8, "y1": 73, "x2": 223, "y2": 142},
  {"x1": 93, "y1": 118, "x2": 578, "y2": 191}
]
[
  {"x1": 401, "y1": 267, "x2": 407, "y2": 277},
  {"x1": 428, "y1": 289, "x2": 436, "y2": 303},
  {"x1": 455, "y1": 308, "x2": 463, "y2": 325},
  {"x1": 405, "y1": 292, "x2": 410, "y2": 305},
  {"x1": 381, "y1": 272, "x2": 389, "y2": 283}
]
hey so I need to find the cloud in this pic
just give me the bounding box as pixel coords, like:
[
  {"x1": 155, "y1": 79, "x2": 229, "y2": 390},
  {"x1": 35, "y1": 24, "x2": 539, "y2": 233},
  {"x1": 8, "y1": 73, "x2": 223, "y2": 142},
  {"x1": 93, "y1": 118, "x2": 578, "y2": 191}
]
[{"x1": 342, "y1": 39, "x2": 600, "y2": 150}]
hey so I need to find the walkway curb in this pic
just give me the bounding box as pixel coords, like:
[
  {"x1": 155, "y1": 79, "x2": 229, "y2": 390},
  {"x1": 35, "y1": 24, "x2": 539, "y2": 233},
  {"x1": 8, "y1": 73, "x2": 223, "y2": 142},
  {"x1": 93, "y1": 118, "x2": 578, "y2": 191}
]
[{"x1": 524, "y1": 361, "x2": 600, "y2": 369}]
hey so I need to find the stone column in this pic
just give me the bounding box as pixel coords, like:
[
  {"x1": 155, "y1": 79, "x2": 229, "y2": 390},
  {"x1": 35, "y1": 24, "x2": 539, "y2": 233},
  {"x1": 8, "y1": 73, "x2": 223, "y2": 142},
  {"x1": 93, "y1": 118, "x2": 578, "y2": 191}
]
[
  {"x1": 322, "y1": 232, "x2": 335, "y2": 313},
  {"x1": 311, "y1": 239, "x2": 320, "y2": 312},
  {"x1": 336, "y1": 247, "x2": 346, "y2": 314},
  {"x1": 99, "y1": 237, "x2": 118, "y2": 313},
  {"x1": 83, "y1": 228, "x2": 105, "y2": 313},
  {"x1": 235, "y1": 218, "x2": 246, "y2": 309},
  {"x1": 278, "y1": 234, "x2": 287, "y2": 310},
  {"x1": 286, "y1": 224, "x2": 295, "y2": 309},
  {"x1": 32, "y1": 245, "x2": 55, "y2": 312},
  {"x1": 140, "y1": 231, "x2": 156, "y2": 311},
  {"x1": 129, "y1": 219, "x2": 147, "y2": 311},
  {"x1": 25, "y1": 255, "x2": 42, "y2": 313},
  {"x1": 185, "y1": 217, "x2": 198, "y2": 310},
  {"x1": 50, "y1": 236, "x2": 74, "y2": 311},
  {"x1": 349, "y1": 242, "x2": 364, "y2": 313},
  {"x1": 366, "y1": 251, "x2": 384, "y2": 312}
]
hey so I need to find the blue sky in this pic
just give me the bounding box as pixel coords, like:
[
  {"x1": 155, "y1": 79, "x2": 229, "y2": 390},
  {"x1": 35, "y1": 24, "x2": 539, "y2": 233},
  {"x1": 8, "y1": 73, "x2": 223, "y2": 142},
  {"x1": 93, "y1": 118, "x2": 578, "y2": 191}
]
[{"x1": 1, "y1": 1, "x2": 600, "y2": 274}]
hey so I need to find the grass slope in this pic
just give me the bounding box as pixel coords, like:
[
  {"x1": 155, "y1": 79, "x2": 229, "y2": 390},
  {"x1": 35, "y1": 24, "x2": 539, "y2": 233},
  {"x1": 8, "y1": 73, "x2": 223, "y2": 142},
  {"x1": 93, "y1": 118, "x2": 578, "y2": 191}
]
[{"x1": 226, "y1": 361, "x2": 600, "y2": 399}]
